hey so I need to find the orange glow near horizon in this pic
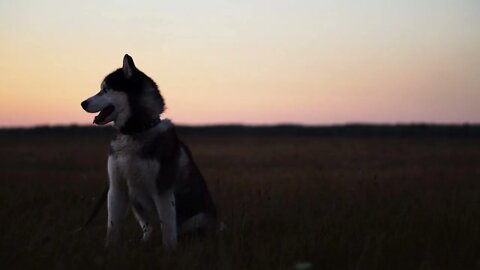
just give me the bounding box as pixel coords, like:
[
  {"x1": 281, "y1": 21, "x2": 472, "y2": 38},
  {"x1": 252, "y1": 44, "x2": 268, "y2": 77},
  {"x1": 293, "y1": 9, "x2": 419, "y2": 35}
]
[{"x1": 0, "y1": 1, "x2": 479, "y2": 127}]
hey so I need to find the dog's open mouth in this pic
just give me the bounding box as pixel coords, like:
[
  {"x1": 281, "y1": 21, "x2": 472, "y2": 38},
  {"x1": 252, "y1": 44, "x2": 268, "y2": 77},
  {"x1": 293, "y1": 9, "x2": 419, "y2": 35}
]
[{"x1": 93, "y1": 105, "x2": 115, "y2": 125}]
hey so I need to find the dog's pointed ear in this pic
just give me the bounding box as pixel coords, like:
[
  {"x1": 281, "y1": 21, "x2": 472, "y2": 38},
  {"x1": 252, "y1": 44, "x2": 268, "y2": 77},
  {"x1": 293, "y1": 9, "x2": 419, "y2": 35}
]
[{"x1": 123, "y1": 54, "x2": 136, "y2": 78}]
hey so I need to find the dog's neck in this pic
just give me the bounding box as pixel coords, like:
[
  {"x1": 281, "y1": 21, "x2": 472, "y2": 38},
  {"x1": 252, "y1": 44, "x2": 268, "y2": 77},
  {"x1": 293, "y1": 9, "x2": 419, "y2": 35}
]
[{"x1": 118, "y1": 117, "x2": 161, "y2": 135}]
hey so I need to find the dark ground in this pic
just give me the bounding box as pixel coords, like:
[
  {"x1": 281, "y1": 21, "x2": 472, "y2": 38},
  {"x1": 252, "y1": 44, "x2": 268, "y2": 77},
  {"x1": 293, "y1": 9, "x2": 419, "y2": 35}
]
[{"x1": 1, "y1": 125, "x2": 480, "y2": 269}]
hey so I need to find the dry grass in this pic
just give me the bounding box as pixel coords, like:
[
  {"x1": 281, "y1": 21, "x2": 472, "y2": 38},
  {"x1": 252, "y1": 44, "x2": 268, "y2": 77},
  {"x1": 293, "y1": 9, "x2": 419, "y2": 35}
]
[{"x1": 1, "y1": 132, "x2": 480, "y2": 269}]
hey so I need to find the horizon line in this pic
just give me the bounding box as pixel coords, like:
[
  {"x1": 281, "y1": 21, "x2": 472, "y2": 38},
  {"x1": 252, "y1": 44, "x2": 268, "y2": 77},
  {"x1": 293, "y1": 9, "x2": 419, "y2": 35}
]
[{"x1": 1, "y1": 121, "x2": 480, "y2": 130}]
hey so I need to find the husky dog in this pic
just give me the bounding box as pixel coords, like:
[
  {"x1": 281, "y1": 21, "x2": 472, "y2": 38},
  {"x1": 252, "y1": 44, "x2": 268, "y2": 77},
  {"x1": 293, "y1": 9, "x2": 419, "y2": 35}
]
[{"x1": 81, "y1": 55, "x2": 217, "y2": 250}]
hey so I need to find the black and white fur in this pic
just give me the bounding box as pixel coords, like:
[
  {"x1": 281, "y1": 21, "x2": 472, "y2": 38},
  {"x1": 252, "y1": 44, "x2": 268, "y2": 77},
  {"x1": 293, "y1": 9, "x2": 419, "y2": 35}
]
[{"x1": 81, "y1": 55, "x2": 217, "y2": 250}]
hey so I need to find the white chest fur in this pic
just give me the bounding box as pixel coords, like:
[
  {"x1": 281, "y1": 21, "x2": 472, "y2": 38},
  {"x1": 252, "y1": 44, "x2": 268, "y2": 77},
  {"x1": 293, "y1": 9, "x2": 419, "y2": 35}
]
[{"x1": 108, "y1": 135, "x2": 160, "y2": 196}]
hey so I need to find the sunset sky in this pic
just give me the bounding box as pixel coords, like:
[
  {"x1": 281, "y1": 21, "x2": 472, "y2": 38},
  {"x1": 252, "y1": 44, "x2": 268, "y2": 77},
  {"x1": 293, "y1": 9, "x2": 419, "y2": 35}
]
[{"x1": 0, "y1": 0, "x2": 479, "y2": 127}]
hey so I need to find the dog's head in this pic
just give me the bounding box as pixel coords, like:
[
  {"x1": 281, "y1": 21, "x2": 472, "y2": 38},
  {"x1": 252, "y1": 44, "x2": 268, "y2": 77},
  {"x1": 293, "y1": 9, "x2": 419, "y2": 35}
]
[{"x1": 81, "y1": 55, "x2": 165, "y2": 131}]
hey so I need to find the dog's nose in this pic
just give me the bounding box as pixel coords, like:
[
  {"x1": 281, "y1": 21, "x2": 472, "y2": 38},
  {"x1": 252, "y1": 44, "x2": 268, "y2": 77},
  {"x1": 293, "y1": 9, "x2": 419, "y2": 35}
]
[{"x1": 81, "y1": 100, "x2": 88, "y2": 110}]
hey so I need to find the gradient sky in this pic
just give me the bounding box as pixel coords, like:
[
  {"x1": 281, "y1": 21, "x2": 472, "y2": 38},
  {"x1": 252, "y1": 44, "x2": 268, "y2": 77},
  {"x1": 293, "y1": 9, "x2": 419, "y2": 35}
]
[{"x1": 0, "y1": 0, "x2": 479, "y2": 126}]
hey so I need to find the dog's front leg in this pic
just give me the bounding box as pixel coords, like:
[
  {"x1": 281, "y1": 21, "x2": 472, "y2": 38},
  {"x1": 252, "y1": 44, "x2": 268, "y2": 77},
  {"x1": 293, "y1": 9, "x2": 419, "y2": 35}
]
[
  {"x1": 105, "y1": 158, "x2": 128, "y2": 248},
  {"x1": 153, "y1": 189, "x2": 177, "y2": 251},
  {"x1": 105, "y1": 187, "x2": 128, "y2": 248}
]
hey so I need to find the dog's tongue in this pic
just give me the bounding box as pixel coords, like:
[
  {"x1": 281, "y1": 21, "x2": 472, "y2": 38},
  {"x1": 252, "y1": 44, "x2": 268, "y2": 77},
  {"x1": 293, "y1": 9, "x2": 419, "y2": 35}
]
[{"x1": 93, "y1": 105, "x2": 114, "y2": 125}]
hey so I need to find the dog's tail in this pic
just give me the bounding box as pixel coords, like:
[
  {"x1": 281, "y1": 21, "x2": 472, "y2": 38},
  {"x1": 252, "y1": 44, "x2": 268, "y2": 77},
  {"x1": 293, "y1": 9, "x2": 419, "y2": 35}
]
[{"x1": 73, "y1": 183, "x2": 109, "y2": 233}]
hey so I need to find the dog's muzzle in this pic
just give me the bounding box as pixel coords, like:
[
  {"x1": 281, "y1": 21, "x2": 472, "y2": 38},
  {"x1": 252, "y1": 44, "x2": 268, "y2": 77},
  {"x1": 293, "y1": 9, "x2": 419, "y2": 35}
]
[{"x1": 81, "y1": 99, "x2": 115, "y2": 125}]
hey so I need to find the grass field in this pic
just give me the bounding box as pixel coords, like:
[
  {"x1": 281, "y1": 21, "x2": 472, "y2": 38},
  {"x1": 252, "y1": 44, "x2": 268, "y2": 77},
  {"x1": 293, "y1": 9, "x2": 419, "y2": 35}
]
[{"x1": 1, "y1": 129, "x2": 480, "y2": 269}]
